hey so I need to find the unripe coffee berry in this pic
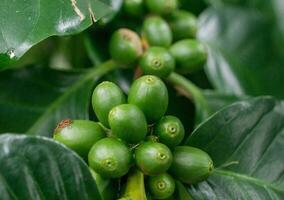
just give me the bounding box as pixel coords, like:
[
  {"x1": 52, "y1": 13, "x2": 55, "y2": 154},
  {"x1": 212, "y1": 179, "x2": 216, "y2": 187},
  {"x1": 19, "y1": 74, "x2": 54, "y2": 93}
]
[
  {"x1": 108, "y1": 104, "x2": 148, "y2": 144},
  {"x1": 123, "y1": 0, "x2": 145, "y2": 17},
  {"x1": 154, "y1": 115, "x2": 185, "y2": 148},
  {"x1": 135, "y1": 141, "x2": 173, "y2": 175},
  {"x1": 53, "y1": 119, "x2": 105, "y2": 158},
  {"x1": 88, "y1": 138, "x2": 132, "y2": 178},
  {"x1": 167, "y1": 10, "x2": 197, "y2": 40},
  {"x1": 170, "y1": 39, "x2": 207, "y2": 74},
  {"x1": 170, "y1": 146, "x2": 214, "y2": 184},
  {"x1": 109, "y1": 28, "x2": 143, "y2": 66},
  {"x1": 148, "y1": 173, "x2": 175, "y2": 199},
  {"x1": 142, "y1": 16, "x2": 172, "y2": 48},
  {"x1": 92, "y1": 81, "x2": 126, "y2": 128},
  {"x1": 128, "y1": 75, "x2": 168, "y2": 123},
  {"x1": 145, "y1": 0, "x2": 178, "y2": 15},
  {"x1": 140, "y1": 47, "x2": 175, "y2": 78}
]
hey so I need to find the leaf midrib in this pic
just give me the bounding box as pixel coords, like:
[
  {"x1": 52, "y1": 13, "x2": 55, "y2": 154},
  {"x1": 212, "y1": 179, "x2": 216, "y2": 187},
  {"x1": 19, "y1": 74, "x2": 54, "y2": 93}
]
[
  {"x1": 214, "y1": 169, "x2": 284, "y2": 193},
  {"x1": 26, "y1": 60, "x2": 116, "y2": 135}
]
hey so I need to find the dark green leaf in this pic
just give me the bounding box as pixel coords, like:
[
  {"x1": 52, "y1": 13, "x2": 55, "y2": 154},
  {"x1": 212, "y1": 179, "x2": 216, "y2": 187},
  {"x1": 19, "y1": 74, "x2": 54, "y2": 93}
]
[
  {"x1": 186, "y1": 97, "x2": 284, "y2": 199},
  {"x1": 0, "y1": 134, "x2": 101, "y2": 200},
  {"x1": 203, "y1": 90, "x2": 249, "y2": 113},
  {"x1": 0, "y1": 0, "x2": 112, "y2": 66},
  {"x1": 0, "y1": 61, "x2": 116, "y2": 137},
  {"x1": 179, "y1": 0, "x2": 207, "y2": 15},
  {"x1": 198, "y1": 6, "x2": 284, "y2": 98}
]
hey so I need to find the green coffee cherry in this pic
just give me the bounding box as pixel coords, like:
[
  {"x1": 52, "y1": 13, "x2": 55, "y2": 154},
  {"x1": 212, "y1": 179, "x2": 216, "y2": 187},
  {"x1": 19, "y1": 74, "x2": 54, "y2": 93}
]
[
  {"x1": 148, "y1": 173, "x2": 175, "y2": 199},
  {"x1": 89, "y1": 168, "x2": 117, "y2": 200},
  {"x1": 167, "y1": 10, "x2": 197, "y2": 40},
  {"x1": 88, "y1": 138, "x2": 132, "y2": 178},
  {"x1": 142, "y1": 16, "x2": 172, "y2": 48},
  {"x1": 154, "y1": 115, "x2": 185, "y2": 148},
  {"x1": 92, "y1": 81, "x2": 126, "y2": 128},
  {"x1": 109, "y1": 28, "x2": 143, "y2": 65},
  {"x1": 108, "y1": 104, "x2": 148, "y2": 144},
  {"x1": 135, "y1": 141, "x2": 173, "y2": 175},
  {"x1": 170, "y1": 146, "x2": 214, "y2": 184},
  {"x1": 123, "y1": 0, "x2": 145, "y2": 17},
  {"x1": 170, "y1": 39, "x2": 207, "y2": 74},
  {"x1": 140, "y1": 47, "x2": 175, "y2": 78},
  {"x1": 128, "y1": 75, "x2": 169, "y2": 123},
  {"x1": 53, "y1": 119, "x2": 105, "y2": 158},
  {"x1": 145, "y1": 0, "x2": 178, "y2": 15}
]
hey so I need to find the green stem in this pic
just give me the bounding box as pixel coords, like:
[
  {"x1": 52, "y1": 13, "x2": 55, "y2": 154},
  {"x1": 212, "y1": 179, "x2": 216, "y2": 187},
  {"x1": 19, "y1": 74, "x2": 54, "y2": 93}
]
[
  {"x1": 167, "y1": 72, "x2": 211, "y2": 123},
  {"x1": 121, "y1": 169, "x2": 147, "y2": 200}
]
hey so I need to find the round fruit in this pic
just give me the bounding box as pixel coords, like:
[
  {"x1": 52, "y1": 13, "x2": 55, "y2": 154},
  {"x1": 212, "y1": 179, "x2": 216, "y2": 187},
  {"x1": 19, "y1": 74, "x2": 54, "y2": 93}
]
[
  {"x1": 135, "y1": 141, "x2": 173, "y2": 175},
  {"x1": 145, "y1": 0, "x2": 178, "y2": 15},
  {"x1": 128, "y1": 75, "x2": 168, "y2": 123},
  {"x1": 154, "y1": 115, "x2": 185, "y2": 148},
  {"x1": 142, "y1": 16, "x2": 172, "y2": 47},
  {"x1": 123, "y1": 0, "x2": 145, "y2": 17},
  {"x1": 92, "y1": 81, "x2": 126, "y2": 128},
  {"x1": 109, "y1": 28, "x2": 143, "y2": 65},
  {"x1": 167, "y1": 10, "x2": 197, "y2": 40},
  {"x1": 88, "y1": 138, "x2": 132, "y2": 178},
  {"x1": 140, "y1": 47, "x2": 175, "y2": 78},
  {"x1": 170, "y1": 146, "x2": 214, "y2": 184},
  {"x1": 108, "y1": 104, "x2": 147, "y2": 144},
  {"x1": 53, "y1": 119, "x2": 105, "y2": 158},
  {"x1": 169, "y1": 39, "x2": 207, "y2": 74},
  {"x1": 148, "y1": 173, "x2": 175, "y2": 199}
]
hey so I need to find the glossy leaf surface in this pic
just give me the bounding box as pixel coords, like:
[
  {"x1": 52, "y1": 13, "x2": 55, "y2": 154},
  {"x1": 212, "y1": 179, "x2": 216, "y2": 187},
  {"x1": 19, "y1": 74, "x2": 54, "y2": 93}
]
[
  {"x1": 0, "y1": 0, "x2": 112, "y2": 65},
  {"x1": 0, "y1": 134, "x2": 101, "y2": 200},
  {"x1": 198, "y1": 5, "x2": 284, "y2": 98}
]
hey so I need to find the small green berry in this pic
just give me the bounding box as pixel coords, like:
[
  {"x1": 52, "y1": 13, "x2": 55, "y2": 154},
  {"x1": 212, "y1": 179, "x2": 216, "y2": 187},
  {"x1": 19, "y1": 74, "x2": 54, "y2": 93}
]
[
  {"x1": 170, "y1": 39, "x2": 207, "y2": 74},
  {"x1": 170, "y1": 146, "x2": 214, "y2": 184},
  {"x1": 88, "y1": 138, "x2": 132, "y2": 178},
  {"x1": 109, "y1": 28, "x2": 143, "y2": 65},
  {"x1": 53, "y1": 119, "x2": 105, "y2": 158},
  {"x1": 108, "y1": 104, "x2": 148, "y2": 144},
  {"x1": 92, "y1": 81, "x2": 126, "y2": 128},
  {"x1": 145, "y1": 0, "x2": 178, "y2": 15},
  {"x1": 135, "y1": 141, "x2": 173, "y2": 175},
  {"x1": 128, "y1": 75, "x2": 169, "y2": 123},
  {"x1": 154, "y1": 115, "x2": 185, "y2": 148},
  {"x1": 142, "y1": 16, "x2": 172, "y2": 48},
  {"x1": 167, "y1": 10, "x2": 197, "y2": 40},
  {"x1": 123, "y1": 0, "x2": 145, "y2": 17},
  {"x1": 140, "y1": 47, "x2": 175, "y2": 78},
  {"x1": 148, "y1": 173, "x2": 175, "y2": 199}
]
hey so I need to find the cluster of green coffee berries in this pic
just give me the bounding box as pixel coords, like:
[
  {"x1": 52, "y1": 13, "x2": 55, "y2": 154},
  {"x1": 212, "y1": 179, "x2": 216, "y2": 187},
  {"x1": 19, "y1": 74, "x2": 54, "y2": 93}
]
[
  {"x1": 54, "y1": 75, "x2": 213, "y2": 199},
  {"x1": 53, "y1": 0, "x2": 211, "y2": 199},
  {"x1": 109, "y1": 0, "x2": 207, "y2": 76}
]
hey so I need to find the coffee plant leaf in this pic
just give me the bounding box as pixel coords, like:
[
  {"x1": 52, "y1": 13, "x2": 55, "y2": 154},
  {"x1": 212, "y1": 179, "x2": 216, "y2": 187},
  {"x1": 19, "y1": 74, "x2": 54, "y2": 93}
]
[
  {"x1": 186, "y1": 97, "x2": 284, "y2": 199},
  {"x1": 0, "y1": 134, "x2": 102, "y2": 200}
]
